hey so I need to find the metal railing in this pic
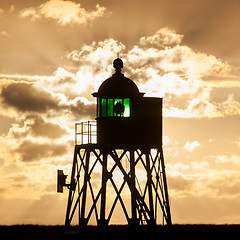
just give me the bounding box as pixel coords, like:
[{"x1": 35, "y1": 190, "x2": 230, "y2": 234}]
[{"x1": 75, "y1": 121, "x2": 97, "y2": 145}]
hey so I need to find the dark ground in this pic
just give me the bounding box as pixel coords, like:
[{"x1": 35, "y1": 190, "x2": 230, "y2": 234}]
[{"x1": 1, "y1": 224, "x2": 240, "y2": 239}]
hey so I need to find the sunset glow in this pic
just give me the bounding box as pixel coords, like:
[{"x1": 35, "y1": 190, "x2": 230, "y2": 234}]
[{"x1": 0, "y1": 0, "x2": 240, "y2": 225}]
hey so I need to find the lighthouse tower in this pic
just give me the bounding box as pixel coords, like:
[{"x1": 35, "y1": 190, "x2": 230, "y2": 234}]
[{"x1": 58, "y1": 58, "x2": 172, "y2": 229}]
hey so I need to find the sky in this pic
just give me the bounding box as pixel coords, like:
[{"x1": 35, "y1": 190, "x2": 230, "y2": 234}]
[{"x1": 0, "y1": 0, "x2": 240, "y2": 225}]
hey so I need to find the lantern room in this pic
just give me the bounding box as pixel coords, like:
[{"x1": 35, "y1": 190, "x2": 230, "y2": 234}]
[{"x1": 92, "y1": 58, "x2": 162, "y2": 147}]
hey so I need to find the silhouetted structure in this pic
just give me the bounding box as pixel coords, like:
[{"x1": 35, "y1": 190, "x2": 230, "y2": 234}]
[{"x1": 57, "y1": 58, "x2": 172, "y2": 229}]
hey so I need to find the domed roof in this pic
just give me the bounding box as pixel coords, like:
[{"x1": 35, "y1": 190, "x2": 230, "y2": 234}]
[{"x1": 92, "y1": 58, "x2": 143, "y2": 98}]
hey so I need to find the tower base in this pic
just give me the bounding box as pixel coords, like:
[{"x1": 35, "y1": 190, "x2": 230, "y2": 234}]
[{"x1": 65, "y1": 144, "x2": 172, "y2": 229}]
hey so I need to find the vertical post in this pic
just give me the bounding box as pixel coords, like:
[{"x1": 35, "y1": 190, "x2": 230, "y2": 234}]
[
  {"x1": 89, "y1": 121, "x2": 92, "y2": 144},
  {"x1": 81, "y1": 122, "x2": 83, "y2": 145},
  {"x1": 145, "y1": 149, "x2": 155, "y2": 225},
  {"x1": 65, "y1": 146, "x2": 78, "y2": 228},
  {"x1": 75, "y1": 123, "x2": 77, "y2": 145},
  {"x1": 160, "y1": 147, "x2": 172, "y2": 226},
  {"x1": 88, "y1": 121, "x2": 90, "y2": 144},
  {"x1": 99, "y1": 149, "x2": 108, "y2": 227},
  {"x1": 129, "y1": 149, "x2": 137, "y2": 225},
  {"x1": 80, "y1": 148, "x2": 90, "y2": 227}
]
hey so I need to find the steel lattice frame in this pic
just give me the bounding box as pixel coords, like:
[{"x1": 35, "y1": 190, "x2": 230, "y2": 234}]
[{"x1": 65, "y1": 144, "x2": 172, "y2": 228}]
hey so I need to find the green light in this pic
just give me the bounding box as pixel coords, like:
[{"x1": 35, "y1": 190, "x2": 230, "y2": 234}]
[
  {"x1": 115, "y1": 99, "x2": 122, "y2": 103},
  {"x1": 101, "y1": 98, "x2": 107, "y2": 117},
  {"x1": 100, "y1": 98, "x2": 130, "y2": 117},
  {"x1": 108, "y1": 99, "x2": 113, "y2": 116},
  {"x1": 123, "y1": 98, "x2": 130, "y2": 117}
]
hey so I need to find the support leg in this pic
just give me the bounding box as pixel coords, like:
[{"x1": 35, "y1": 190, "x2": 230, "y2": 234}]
[
  {"x1": 160, "y1": 148, "x2": 172, "y2": 226},
  {"x1": 80, "y1": 149, "x2": 90, "y2": 227},
  {"x1": 99, "y1": 150, "x2": 108, "y2": 227},
  {"x1": 129, "y1": 150, "x2": 137, "y2": 225},
  {"x1": 65, "y1": 146, "x2": 78, "y2": 229},
  {"x1": 145, "y1": 149, "x2": 155, "y2": 225}
]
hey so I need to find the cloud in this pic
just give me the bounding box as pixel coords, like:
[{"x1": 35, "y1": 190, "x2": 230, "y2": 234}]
[
  {"x1": 0, "y1": 79, "x2": 96, "y2": 121},
  {"x1": 61, "y1": 29, "x2": 237, "y2": 119},
  {"x1": 184, "y1": 141, "x2": 200, "y2": 152},
  {"x1": 139, "y1": 27, "x2": 183, "y2": 48},
  {"x1": 215, "y1": 93, "x2": 240, "y2": 116},
  {"x1": 53, "y1": 67, "x2": 77, "y2": 85},
  {"x1": 1, "y1": 81, "x2": 59, "y2": 113},
  {"x1": 168, "y1": 174, "x2": 192, "y2": 191},
  {"x1": 27, "y1": 115, "x2": 67, "y2": 139},
  {"x1": 212, "y1": 154, "x2": 240, "y2": 167},
  {"x1": 19, "y1": 0, "x2": 107, "y2": 25},
  {"x1": 16, "y1": 140, "x2": 68, "y2": 162},
  {"x1": 127, "y1": 41, "x2": 229, "y2": 84},
  {"x1": 1, "y1": 28, "x2": 237, "y2": 122},
  {"x1": 8, "y1": 115, "x2": 68, "y2": 139},
  {"x1": 67, "y1": 38, "x2": 125, "y2": 71},
  {"x1": 68, "y1": 97, "x2": 95, "y2": 119},
  {"x1": 19, "y1": 7, "x2": 40, "y2": 22},
  {"x1": 65, "y1": 38, "x2": 126, "y2": 98},
  {"x1": 210, "y1": 87, "x2": 240, "y2": 103}
]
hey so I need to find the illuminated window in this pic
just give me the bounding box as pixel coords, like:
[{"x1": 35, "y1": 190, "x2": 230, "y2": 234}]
[
  {"x1": 100, "y1": 98, "x2": 130, "y2": 117},
  {"x1": 123, "y1": 98, "x2": 130, "y2": 117},
  {"x1": 101, "y1": 98, "x2": 107, "y2": 117},
  {"x1": 108, "y1": 99, "x2": 114, "y2": 116}
]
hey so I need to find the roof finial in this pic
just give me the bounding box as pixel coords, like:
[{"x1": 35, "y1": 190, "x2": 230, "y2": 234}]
[{"x1": 113, "y1": 57, "x2": 123, "y2": 74}]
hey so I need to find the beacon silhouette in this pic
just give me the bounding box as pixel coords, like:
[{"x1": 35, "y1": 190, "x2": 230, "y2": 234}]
[{"x1": 58, "y1": 58, "x2": 172, "y2": 229}]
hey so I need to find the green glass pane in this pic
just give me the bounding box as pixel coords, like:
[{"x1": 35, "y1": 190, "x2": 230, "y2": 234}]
[
  {"x1": 114, "y1": 99, "x2": 122, "y2": 104},
  {"x1": 108, "y1": 99, "x2": 113, "y2": 116},
  {"x1": 123, "y1": 98, "x2": 130, "y2": 117},
  {"x1": 101, "y1": 98, "x2": 107, "y2": 117}
]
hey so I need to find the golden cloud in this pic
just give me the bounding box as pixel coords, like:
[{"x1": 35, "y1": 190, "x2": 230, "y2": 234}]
[
  {"x1": 0, "y1": 80, "x2": 59, "y2": 112},
  {"x1": 139, "y1": 27, "x2": 183, "y2": 48},
  {"x1": 19, "y1": 0, "x2": 107, "y2": 25},
  {"x1": 1, "y1": 28, "x2": 238, "y2": 121},
  {"x1": 183, "y1": 140, "x2": 200, "y2": 152},
  {"x1": 0, "y1": 79, "x2": 95, "y2": 121},
  {"x1": 16, "y1": 140, "x2": 68, "y2": 162}
]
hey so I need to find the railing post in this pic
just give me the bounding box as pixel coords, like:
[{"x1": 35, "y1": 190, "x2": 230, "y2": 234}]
[
  {"x1": 89, "y1": 122, "x2": 92, "y2": 144},
  {"x1": 81, "y1": 122, "x2": 83, "y2": 145},
  {"x1": 75, "y1": 123, "x2": 77, "y2": 145},
  {"x1": 75, "y1": 121, "x2": 97, "y2": 145},
  {"x1": 87, "y1": 121, "x2": 90, "y2": 144}
]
